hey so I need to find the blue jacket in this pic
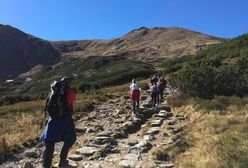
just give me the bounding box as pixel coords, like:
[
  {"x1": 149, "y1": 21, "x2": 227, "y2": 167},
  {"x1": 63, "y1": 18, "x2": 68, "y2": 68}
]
[{"x1": 40, "y1": 116, "x2": 76, "y2": 148}]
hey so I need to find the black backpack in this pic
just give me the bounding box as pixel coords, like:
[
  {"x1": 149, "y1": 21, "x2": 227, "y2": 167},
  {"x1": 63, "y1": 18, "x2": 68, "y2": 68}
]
[{"x1": 45, "y1": 81, "x2": 68, "y2": 118}]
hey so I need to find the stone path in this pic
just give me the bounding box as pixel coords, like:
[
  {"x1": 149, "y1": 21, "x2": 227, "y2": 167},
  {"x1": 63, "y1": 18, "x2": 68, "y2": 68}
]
[{"x1": 1, "y1": 86, "x2": 188, "y2": 168}]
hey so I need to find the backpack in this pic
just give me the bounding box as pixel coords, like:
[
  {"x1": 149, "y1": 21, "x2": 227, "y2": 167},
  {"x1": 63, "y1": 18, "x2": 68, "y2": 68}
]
[{"x1": 45, "y1": 81, "x2": 69, "y2": 118}]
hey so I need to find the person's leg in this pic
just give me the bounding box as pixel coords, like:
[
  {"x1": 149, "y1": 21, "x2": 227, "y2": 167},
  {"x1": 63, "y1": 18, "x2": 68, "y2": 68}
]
[
  {"x1": 133, "y1": 100, "x2": 136, "y2": 111},
  {"x1": 43, "y1": 141, "x2": 55, "y2": 168},
  {"x1": 154, "y1": 94, "x2": 157, "y2": 106},
  {"x1": 59, "y1": 144, "x2": 69, "y2": 166},
  {"x1": 160, "y1": 89, "x2": 164, "y2": 100},
  {"x1": 137, "y1": 100, "x2": 139, "y2": 110},
  {"x1": 157, "y1": 92, "x2": 160, "y2": 104},
  {"x1": 152, "y1": 95, "x2": 155, "y2": 107}
]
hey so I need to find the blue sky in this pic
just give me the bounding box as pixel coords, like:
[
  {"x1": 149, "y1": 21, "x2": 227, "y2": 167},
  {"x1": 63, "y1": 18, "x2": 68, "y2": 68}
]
[{"x1": 0, "y1": 0, "x2": 247, "y2": 40}]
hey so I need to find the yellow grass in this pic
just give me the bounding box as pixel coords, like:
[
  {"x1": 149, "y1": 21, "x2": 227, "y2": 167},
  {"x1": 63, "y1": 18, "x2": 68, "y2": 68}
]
[{"x1": 172, "y1": 97, "x2": 248, "y2": 168}]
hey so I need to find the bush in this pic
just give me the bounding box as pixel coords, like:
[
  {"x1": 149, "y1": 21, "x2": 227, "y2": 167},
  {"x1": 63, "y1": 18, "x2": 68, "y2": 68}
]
[{"x1": 169, "y1": 34, "x2": 248, "y2": 98}]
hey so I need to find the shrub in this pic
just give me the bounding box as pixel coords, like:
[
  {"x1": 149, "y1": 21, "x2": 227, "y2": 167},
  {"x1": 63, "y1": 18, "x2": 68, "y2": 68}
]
[{"x1": 169, "y1": 34, "x2": 248, "y2": 98}]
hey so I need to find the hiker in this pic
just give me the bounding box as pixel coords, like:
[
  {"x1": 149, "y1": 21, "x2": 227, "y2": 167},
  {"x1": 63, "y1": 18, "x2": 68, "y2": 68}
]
[
  {"x1": 130, "y1": 79, "x2": 141, "y2": 114},
  {"x1": 150, "y1": 82, "x2": 158, "y2": 107},
  {"x1": 40, "y1": 77, "x2": 77, "y2": 168},
  {"x1": 157, "y1": 76, "x2": 167, "y2": 101}
]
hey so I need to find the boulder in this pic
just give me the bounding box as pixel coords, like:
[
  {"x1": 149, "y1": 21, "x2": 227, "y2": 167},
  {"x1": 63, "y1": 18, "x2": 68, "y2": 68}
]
[{"x1": 119, "y1": 160, "x2": 135, "y2": 168}]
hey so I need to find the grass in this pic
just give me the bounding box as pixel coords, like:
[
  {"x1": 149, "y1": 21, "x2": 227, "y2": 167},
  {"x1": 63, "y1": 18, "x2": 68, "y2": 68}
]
[{"x1": 171, "y1": 95, "x2": 248, "y2": 168}]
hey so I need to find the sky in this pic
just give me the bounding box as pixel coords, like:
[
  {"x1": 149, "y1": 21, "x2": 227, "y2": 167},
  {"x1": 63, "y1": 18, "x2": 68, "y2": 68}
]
[{"x1": 0, "y1": 0, "x2": 247, "y2": 40}]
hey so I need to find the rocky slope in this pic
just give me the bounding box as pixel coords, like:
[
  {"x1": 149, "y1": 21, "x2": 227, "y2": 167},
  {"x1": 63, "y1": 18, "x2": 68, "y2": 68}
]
[
  {"x1": 0, "y1": 24, "x2": 59, "y2": 79},
  {"x1": 1, "y1": 86, "x2": 189, "y2": 168},
  {"x1": 52, "y1": 27, "x2": 225, "y2": 63}
]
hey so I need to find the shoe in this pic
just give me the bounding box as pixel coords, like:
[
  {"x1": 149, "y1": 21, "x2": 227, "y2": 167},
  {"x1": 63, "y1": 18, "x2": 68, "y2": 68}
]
[{"x1": 58, "y1": 160, "x2": 69, "y2": 168}]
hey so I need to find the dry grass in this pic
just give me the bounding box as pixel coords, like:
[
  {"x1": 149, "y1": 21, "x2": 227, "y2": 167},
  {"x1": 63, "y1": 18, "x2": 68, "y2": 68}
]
[
  {"x1": 0, "y1": 100, "x2": 44, "y2": 152},
  {"x1": 173, "y1": 96, "x2": 248, "y2": 168}
]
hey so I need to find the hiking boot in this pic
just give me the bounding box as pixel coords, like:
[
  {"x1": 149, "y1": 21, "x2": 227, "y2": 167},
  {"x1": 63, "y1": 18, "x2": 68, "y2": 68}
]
[{"x1": 58, "y1": 160, "x2": 69, "y2": 168}]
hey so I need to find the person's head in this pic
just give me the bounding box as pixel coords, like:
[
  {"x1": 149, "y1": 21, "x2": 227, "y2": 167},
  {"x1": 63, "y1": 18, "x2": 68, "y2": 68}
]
[
  {"x1": 132, "y1": 79, "x2": 136, "y2": 84},
  {"x1": 61, "y1": 76, "x2": 71, "y2": 86}
]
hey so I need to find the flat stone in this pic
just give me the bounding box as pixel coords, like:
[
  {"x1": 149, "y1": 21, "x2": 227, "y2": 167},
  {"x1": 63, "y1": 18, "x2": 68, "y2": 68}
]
[
  {"x1": 123, "y1": 153, "x2": 140, "y2": 161},
  {"x1": 76, "y1": 147, "x2": 98, "y2": 156},
  {"x1": 68, "y1": 154, "x2": 83, "y2": 161},
  {"x1": 97, "y1": 130, "x2": 113, "y2": 137},
  {"x1": 151, "y1": 119, "x2": 163, "y2": 127},
  {"x1": 119, "y1": 160, "x2": 135, "y2": 168},
  {"x1": 145, "y1": 127, "x2": 160, "y2": 135},
  {"x1": 161, "y1": 163, "x2": 174, "y2": 168}
]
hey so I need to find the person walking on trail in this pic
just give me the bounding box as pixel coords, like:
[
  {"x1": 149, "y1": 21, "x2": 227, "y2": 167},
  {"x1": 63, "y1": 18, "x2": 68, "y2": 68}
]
[
  {"x1": 130, "y1": 79, "x2": 141, "y2": 114},
  {"x1": 40, "y1": 77, "x2": 77, "y2": 168},
  {"x1": 150, "y1": 82, "x2": 159, "y2": 107},
  {"x1": 157, "y1": 76, "x2": 167, "y2": 102}
]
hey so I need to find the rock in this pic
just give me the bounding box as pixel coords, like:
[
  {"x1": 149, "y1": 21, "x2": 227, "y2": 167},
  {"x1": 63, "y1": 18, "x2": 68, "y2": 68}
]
[
  {"x1": 75, "y1": 128, "x2": 86, "y2": 134},
  {"x1": 76, "y1": 147, "x2": 99, "y2": 156},
  {"x1": 97, "y1": 130, "x2": 113, "y2": 137},
  {"x1": 172, "y1": 127, "x2": 183, "y2": 134},
  {"x1": 128, "y1": 140, "x2": 152, "y2": 154},
  {"x1": 143, "y1": 135, "x2": 155, "y2": 141},
  {"x1": 123, "y1": 153, "x2": 140, "y2": 161},
  {"x1": 68, "y1": 154, "x2": 83, "y2": 161},
  {"x1": 164, "y1": 130, "x2": 174, "y2": 136},
  {"x1": 168, "y1": 120, "x2": 176, "y2": 125},
  {"x1": 24, "y1": 148, "x2": 39, "y2": 158},
  {"x1": 119, "y1": 160, "x2": 135, "y2": 168},
  {"x1": 112, "y1": 129, "x2": 127, "y2": 139},
  {"x1": 151, "y1": 119, "x2": 163, "y2": 127},
  {"x1": 145, "y1": 127, "x2": 160, "y2": 135},
  {"x1": 128, "y1": 140, "x2": 139, "y2": 146},
  {"x1": 161, "y1": 163, "x2": 174, "y2": 168},
  {"x1": 123, "y1": 95, "x2": 130, "y2": 99},
  {"x1": 158, "y1": 105, "x2": 171, "y2": 112},
  {"x1": 23, "y1": 162, "x2": 34, "y2": 168},
  {"x1": 86, "y1": 128, "x2": 95, "y2": 133},
  {"x1": 94, "y1": 136, "x2": 117, "y2": 145},
  {"x1": 54, "y1": 160, "x2": 78, "y2": 168}
]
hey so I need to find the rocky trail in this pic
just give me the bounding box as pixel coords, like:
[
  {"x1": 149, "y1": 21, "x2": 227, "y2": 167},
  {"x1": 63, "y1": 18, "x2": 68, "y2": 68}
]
[{"x1": 2, "y1": 86, "x2": 189, "y2": 168}]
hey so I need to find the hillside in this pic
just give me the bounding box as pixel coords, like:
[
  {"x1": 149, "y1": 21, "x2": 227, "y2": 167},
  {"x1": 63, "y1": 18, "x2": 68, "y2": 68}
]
[
  {"x1": 169, "y1": 33, "x2": 248, "y2": 98},
  {"x1": 52, "y1": 27, "x2": 224, "y2": 63},
  {"x1": 0, "y1": 24, "x2": 60, "y2": 79}
]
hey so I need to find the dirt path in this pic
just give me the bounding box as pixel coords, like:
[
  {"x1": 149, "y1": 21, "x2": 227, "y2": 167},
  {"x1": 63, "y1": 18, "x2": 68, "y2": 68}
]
[{"x1": 1, "y1": 86, "x2": 189, "y2": 168}]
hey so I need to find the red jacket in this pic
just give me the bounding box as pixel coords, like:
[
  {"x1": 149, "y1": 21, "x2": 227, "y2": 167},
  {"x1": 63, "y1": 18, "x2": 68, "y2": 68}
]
[{"x1": 67, "y1": 87, "x2": 77, "y2": 110}]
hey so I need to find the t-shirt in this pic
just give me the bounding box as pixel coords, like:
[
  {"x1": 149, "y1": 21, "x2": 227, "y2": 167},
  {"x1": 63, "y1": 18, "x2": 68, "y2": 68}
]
[{"x1": 130, "y1": 83, "x2": 139, "y2": 91}]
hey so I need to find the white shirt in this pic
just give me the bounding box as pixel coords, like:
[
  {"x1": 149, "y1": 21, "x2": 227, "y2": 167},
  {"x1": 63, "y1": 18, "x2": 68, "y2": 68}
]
[{"x1": 130, "y1": 83, "x2": 139, "y2": 91}]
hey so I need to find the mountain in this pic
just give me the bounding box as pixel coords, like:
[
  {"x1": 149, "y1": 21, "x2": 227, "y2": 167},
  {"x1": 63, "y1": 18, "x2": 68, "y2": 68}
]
[
  {"x1": 0, "y1": 24, "x2": 59, "y2": 79},
  {"x1": 52, "y1": 27, "x2": 225, "y2": 63},
  {"x1": 0, "y1": 25, "x2": 226, "y2": 98}
]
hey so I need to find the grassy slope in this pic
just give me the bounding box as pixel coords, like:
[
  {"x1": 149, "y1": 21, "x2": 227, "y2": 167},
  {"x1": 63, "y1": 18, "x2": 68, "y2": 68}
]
[
  {"x1": 168, "y1": 94, "x2": 248, "y2": 168},
  {"x1": 163, "y1": 34, "x2": 248, "y2": 167},
  {"x1": 0, "y1": 55, "x2": 155, "y2": 105}
]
